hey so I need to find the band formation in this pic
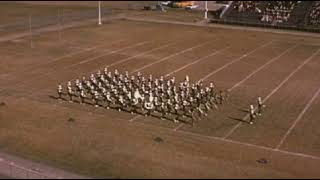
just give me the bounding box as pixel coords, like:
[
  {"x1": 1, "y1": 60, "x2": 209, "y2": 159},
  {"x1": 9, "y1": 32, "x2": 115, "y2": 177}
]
[{"x1": 56, "y1": 67, "x2": 265, "y2": 125}]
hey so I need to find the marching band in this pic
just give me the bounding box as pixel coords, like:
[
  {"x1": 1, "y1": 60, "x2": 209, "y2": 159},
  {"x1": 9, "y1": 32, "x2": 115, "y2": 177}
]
[{"x1": 56, "y1": 67, "x2": 229, "y2": 125}]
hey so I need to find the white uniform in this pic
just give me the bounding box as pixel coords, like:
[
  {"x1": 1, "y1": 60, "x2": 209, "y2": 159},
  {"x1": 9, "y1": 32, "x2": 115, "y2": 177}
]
[
  {"x1": 249, "y1": 104, "x2": 256, "y2": 124},
  {"x1": 57, "y1": 85, "x2": 63, "y2": 99},
  {"x1": 257, "y1": 97, "x2": 264, "y2": 116}
]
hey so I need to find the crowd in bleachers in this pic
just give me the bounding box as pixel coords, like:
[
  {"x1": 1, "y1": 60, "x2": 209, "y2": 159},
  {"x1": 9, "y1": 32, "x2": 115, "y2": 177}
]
[
  {"x1": 221, "y1": 1, "x2": 320, "y2": 30},
  {"x1": 232, "y1": 1, "x2": 262, "y2": 13},
  {"x1": 307, "y1": 1, "x2": 320, "y2": 26},
  {"x1": 261, "y1": 1, "x2": 298, "y2": 24}
]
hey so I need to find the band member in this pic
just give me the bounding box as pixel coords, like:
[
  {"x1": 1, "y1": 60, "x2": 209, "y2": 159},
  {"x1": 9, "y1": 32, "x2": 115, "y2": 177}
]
[
  {"x1": 57, "y1": 84, "x2": 63, "y2": 99},
  {"x1": 93, "y1": 91, "x2": 100, "y2": 107},
  {"x1": 160, "y1": 102, "x2": 168, "y2": 120},
  {"x1": 80, "y1": 90, "x2": 86, "y2": 104},
  {"x1": 257, "y1": 96, "x2": 265, "y2": 116},
  {"x1": 173, "y1": 103, "x2": 180, "y2": 123},
  {"x1": 144, "y1": 97, "x2": 154, "y2": 116},
  {"x1": 105, "y1": 91, "x2": 113, "y2": 109},
  {"x1": 249, "y1": 104, "x2": 256, "y2": 124},
  {"x1": 118, "y1": 95, "x2": 125, "y2": 112},
  {"x1": 104, "y1": 66, "x2": 108, "y2": 76},
  {"x1": 217, "y1": 90, "x2": 224, "y2": 104},
  {"x1": 67, "y1": 85, "x2": 73, "y2": 102},
  {"x1": 55, "y1": 71, "x2": 228, "y2": 127}
]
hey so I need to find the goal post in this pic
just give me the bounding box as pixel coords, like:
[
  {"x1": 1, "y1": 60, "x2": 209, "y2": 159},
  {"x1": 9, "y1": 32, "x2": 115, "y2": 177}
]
[{"x1": 98, "y1": 1, "x2": 102, "y2": 25}]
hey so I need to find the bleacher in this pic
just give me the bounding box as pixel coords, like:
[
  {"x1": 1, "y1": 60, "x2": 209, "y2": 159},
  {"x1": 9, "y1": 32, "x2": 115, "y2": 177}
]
[
  {"x1": 222, "y1": 1, "x2": 267, "y2": 23},
  {"x1": 288, "y1": 1, "x2": 313, "y2": 27},
  {"x1": 212, "y1": 1, "x2": 319, "y2": 33},
  {"x1": 306, "y1": 1, "x2": 320, "y2": 27}
]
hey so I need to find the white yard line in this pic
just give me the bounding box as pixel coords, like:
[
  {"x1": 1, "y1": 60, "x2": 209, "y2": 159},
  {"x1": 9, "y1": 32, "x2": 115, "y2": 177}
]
[
  {"x1": 5, "y1": 41, "x2": 150, "y2": 92},
  {"x1": 128, "y1": 115, "x2": 141, "y2": 122},
  {"x1": 131, "y1": 41, "x2": 210, "y2": 74},
  {"x1": 176, "y1": 128, "x2": 320, "y2": 161},
  {"x1": 223, "y1": 48, "x2": 320, "y2": 139},
  {"x1": 13, "y1": 93, "x2": 320, "y2": 180},
  {"x1": 23, "y1": 40, "x2": 210, "y2": 98},
  {"x1": 220, "y1": 44, "x2": 298, "y2": 139},
  {"x1": 173, "y1": 124, "x2": 184, "y2": 131},
  {"x1": 107, "y1": 42, "x2": 176, "y2": 67},
  {"x1": 0, "y1": 151, "x2": 87, "y2": 179},
  {"x1": 198, "y1": 40, "x2": 274, "y2": 82},
  {"x1": 223, "y1": 120, "x2": 243, "y2": 140},
  {"x1": 47, "y1": 39, "x2": 126, "y2": 65},
  {"x1": 19, "y1": 95, "x2": 320, "y2": 163},
  {"x1": 0, "y1": 39, "x2": 127, "y2": 93},
  {"x1": 6, "y1": 39, "x2": 126, "y2": 77},
  {"x1": 227, "y1": 44, "x2": 299, "y2": 92},
  {"x1": 24, "y1": 41, "x2": 175, "y2": 97},
  {"x1": 264, "y1": 49, "x2": 320, "y2": 102},
  {"x1": 164, "y1": 46, "x2": 230, "y2": 77},
  {"x1": 275, "y1": 86, "x2": 320, "y2": 150},
  {"x1": 77, "y1": 41, "x2": 149, "y2": 65},
  {"x1": 130, "y1": 120, "x2": 320, "y2": 161},
  {"x1": 174, "y1": 40, "x2": 275, "y2": 131}
]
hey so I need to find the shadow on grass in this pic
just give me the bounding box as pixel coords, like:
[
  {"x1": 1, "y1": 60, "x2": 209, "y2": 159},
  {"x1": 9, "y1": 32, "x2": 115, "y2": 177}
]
[
  {"x1": 238, "y1": 108, "x2": 249, "y2": 113},
  {"x1": 228, "y1": 116, "x2": 250, "y2": 124},
  {"x1": 49, "y1": 95, "x2": 193, "y2": 125}
]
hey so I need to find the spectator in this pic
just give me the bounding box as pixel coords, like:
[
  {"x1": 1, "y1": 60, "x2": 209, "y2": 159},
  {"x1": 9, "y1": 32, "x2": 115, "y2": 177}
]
[
  {"x1": 261, "y1": 1, "x2": 298, "y2": 24},
  {"x1": 232, "y1": 1, "x2": 261, "y2": 13},
  {"x1": 308, "y1": 1, "x2": 320, "y2": 27}
]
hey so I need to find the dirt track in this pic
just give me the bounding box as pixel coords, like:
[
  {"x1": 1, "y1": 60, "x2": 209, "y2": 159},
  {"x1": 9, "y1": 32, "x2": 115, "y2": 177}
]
[{"x1": 0, "y1": 17, "x2": 320, "y2": 178}]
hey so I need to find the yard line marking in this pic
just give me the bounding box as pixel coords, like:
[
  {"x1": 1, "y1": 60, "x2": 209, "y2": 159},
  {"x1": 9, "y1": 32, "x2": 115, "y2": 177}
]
[
  {"x1": 23, "y1": 90, "x2": 320, "y2": 163},
  {"x1": 173, "y1": 124, "x2": 184, "y2": 131},
  {"x1": 223, "y1": 120, "x2": 243, "y2": 140},
  {"x1": 2, "y1": 40, "x2": 159, "y2": 96},
  {"x1": 131, "y1": 120, "x2": 320, "y2": 161},
  {"x1": 131, "y1": 41, "x2": 210, "y2": 74},
  {"x1": 219, "y1": 44, "x2": 298, "y2": 139},
  {"x1": 275, "y1": 85, "x2": 320, "y2": 150},
  {"x1": 264, "y1": 49, "x2": 320, "y2": 103},
  {"x1": 107, "y1": 42, "x2": 176, "y2": 67},
  {"x1": 1, "y1": 41, "x2": 150, "y2": 92},
  {"x1": 77, "y1": 41, "x2": 149, "y2": 65},
  {"x1": 24, "y1": 39, "x2": 202, "y2": 97},
  {"x1": 227, "y1": 44, "x2": 299, "y2": 91},
  {"x1": 66, "y1": 41, "x2": 176, "y2": 78},
  {"x1": 164, "y1": 46, "x2": 230, "y2": 77},
  {"x1": 174, "y1": 41, "x2": 275, "y2": 131},
  {"x1": 178, "y1": 129, "x2": 320, "y2": 161},
  {"x1": 51, "y1": 39, "x2": 126, "y2": 64},
  {"x1": 4, "y1": 39, "x2": 125, "y2": 77},
  {"x1": 198, "y1": 40, "x2": 274, "y2": 82},
  {"x1": 129, "y1": 115, "x2": 141, "y2": 122},
  {"x1": 224, "y1": 48, "x2": 320, "y2": 139}
]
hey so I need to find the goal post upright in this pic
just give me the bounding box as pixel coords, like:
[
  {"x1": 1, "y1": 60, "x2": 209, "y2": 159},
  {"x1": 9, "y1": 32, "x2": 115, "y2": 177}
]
[
  {"x1": 205, "y1": 1, "x2": 208, "y2": 20},
  {"x1": 29, "y1": 14, "x2": 33, "y2": 48},
  {"x1": 98, "y1": 1, "x2": 102, "y2": 25}
]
